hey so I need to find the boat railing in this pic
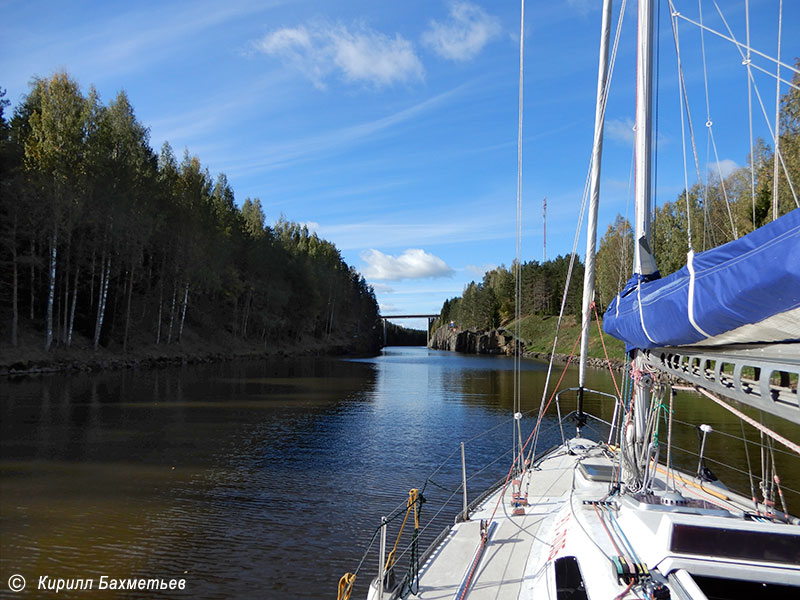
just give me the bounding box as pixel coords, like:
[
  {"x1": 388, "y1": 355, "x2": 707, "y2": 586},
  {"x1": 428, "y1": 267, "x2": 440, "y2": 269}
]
[
  {"x1": 339, "y1": 418, "x2": 566, "y2": 600},
  {"x1": 642, "y1": 343, "x2": 800, "y2": 425},
  {"x1": 565, "y1": 387, "x2": 800, "y2": 518}
]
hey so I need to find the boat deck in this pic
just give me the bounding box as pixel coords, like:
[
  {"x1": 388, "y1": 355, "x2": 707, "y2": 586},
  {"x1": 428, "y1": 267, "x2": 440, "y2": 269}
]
[
  {"x1": 383, "y1": 437, "x2": 800, "y2": 600},
  {"x1": 408, "y1": 445, "x2": 577, "y2": 600}
]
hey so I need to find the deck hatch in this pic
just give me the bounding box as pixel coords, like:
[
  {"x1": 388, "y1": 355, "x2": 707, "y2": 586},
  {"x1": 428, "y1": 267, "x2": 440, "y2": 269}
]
[
  {"x1": 670, "y1": 524, "x2": 800, "y2": 565},
  {"x1": 578, "y1": 462, "x2": 615, "y2": 482},
  {"x1": 554, "y1": 556, "x2": 588, "y2": 600}
]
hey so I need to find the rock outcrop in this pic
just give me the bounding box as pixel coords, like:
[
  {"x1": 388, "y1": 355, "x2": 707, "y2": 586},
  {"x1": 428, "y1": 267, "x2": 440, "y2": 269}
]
[
  {"x1": 428, "y1": 325, "x2": 626, "y2": 372},
  {"x1": 428, "y1": 326, "x2": 522, "y2": 356}
]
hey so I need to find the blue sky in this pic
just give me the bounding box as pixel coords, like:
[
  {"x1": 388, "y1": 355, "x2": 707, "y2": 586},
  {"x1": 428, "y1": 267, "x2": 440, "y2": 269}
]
[{"x1": 2, "y1": 1, "x2": 797, "y2": 329}]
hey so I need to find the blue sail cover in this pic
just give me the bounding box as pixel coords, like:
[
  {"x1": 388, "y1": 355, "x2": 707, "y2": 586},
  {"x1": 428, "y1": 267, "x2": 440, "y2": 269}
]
[{"x1": 604, "y1": 209, "x2": 800, "y2": 351}]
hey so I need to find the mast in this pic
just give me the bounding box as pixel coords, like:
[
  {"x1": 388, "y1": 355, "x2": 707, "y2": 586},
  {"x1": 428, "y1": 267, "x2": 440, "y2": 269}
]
[
  {"x1": 632, "y1": 0, "x2": 657, "y2": 467},
  {"x1": 634, "y1": 0, "x2": 657, "y2": 276},
  {"x1": 577, "y1": 0, "x2": 613, "y2": 434}
]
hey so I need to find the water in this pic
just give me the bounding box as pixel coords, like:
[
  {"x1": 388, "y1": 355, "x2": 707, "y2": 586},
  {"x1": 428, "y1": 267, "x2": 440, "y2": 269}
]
[{"x1": 1, "y1": 347, "x2": 797, "y2": 599}]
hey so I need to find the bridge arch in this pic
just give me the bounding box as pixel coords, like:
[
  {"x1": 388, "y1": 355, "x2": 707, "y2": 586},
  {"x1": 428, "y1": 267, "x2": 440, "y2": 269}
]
[{"x1": 379, "y1": 314, "x2": 439, "y2": 346}]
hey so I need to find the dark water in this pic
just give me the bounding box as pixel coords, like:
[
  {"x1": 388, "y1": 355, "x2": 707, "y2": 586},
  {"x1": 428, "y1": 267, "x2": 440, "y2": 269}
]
[{"x1": 1, "y1": 347, "x2": 797, "y2": 599}]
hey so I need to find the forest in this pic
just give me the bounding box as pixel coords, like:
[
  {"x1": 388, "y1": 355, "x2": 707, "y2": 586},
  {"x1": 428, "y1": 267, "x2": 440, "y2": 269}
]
[
  {"x1": 0, "y1": 73, "x2": 382, "y2": 359},
  {"x1": 437, "y1": 63, "x2": 799, "y2": 334}
]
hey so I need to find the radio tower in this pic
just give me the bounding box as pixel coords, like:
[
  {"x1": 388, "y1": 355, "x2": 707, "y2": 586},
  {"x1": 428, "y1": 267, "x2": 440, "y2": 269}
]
[{"x1": 542, "y1": 197, "x2": 547, "y2": 261}]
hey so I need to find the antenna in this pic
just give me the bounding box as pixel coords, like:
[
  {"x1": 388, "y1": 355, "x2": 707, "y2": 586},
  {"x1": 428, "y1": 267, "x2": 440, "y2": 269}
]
[{"x1": 542, "y1": 197, "x2": 547, "y2": 261}]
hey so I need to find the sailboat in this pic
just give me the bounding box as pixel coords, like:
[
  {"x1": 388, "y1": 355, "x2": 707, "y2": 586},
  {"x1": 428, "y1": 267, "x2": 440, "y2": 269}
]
[{"x1": 340, "y1": 1, "x2": 800, "y2": 598}]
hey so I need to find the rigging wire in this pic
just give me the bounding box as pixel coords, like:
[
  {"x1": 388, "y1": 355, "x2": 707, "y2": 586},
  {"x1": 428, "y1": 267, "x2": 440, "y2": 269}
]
[
  {"x1": 746, "y1": 0, "x2": 756, "y2": 229},
  {"x1": 674, "y1": 385, "x2": 800, "y2": 456},
  {"x1": 513, "y1": 0, "x2": 525, "y2": 465},
  {"x1": 668, "y1": 415, "x2": 798, "y2": 459},
  {"x1": 668, "y1": 4, "x2": 695, "y2": 251},
  {"x1": 772, "y1": 0, "x2": 783, "y2": 222},
  {"x1": 672, "y1": 12, "x2": 800, "y2": 84},
  {"x1": 711, "y1": 1, "x2": 799, "y2": 209},
  {"x1": 697, "y1": 0, "x2": 737, "y2": 240},
  {"x1": 652, "y1": 0, "x2": 661, "y2": 254},
  {"x1": 532, "y1": 0, "x2": 627, "y2": 460},
  {"x1": 664, "y1": 442, "x2": 800, "y2": 498},
  {"x1": 740, "y1": 418, "x2": 761, "y2": 512}
]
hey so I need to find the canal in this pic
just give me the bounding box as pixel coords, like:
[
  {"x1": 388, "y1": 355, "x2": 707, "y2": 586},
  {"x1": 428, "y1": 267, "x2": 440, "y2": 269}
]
[{"x1": 1, "y1": 347, "x2": 797, "y2": 598}]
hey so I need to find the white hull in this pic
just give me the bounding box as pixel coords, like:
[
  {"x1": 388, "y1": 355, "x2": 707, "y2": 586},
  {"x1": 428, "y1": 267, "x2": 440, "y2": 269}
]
[{"x1": 368, "y1": 437, "x2": 799, "y2": 599}]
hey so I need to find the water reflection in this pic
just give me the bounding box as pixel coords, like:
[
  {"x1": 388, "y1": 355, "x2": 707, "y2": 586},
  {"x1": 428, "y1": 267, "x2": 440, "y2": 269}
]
[{"x1": 1, "y1": 348, "x2": 797, "y2": 599}]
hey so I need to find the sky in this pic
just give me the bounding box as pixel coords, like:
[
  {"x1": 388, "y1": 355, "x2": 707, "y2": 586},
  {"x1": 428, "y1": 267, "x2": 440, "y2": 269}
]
[{"x1": 2, "y1": 0, "x2": 797, "y2": 329}]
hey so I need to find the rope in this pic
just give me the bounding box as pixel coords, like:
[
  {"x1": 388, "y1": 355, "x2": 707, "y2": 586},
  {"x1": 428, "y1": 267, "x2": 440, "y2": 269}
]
[
  {"x1": 528, "y1": 327, "x2": 585, "y2": 467},
  {"x1": 593, "y1": 503, "x2": 625, "y2": 557},
  {"x1": 591, "y1": 301, "x2": 621, "y2": 398},
  {"x1": 384, "y1": 489, "x2": 419, "y2": 574},
  {"x1": 337, "y1": 573, "x2": 356, "y2": 600},
  {"x1": 336, "y1": 487, "x2": 426, "y2": 600},
  {"x1": 397, "y1": 490, "x2": 423, "y2": 598},
  {"x1": 474, "y1": 328, "x2": 585, "y2": 548},
  {"x1": 614, "y1": 579, "x2": 635, "y2": 600},
  {"x1": 673, "y1": 385, "x2": 800, "y2": 456}
]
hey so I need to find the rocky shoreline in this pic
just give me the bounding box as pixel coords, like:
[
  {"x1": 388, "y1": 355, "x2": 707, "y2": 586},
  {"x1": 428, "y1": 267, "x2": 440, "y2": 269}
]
[{"x1": 428, "y1": 325, "x2": 626, "y2": 372}]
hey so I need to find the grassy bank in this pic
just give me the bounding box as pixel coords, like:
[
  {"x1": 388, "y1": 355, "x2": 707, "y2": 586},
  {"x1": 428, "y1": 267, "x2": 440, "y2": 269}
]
[{"x1": 511, "y1": 314, "x2": 627, "y2": 362}]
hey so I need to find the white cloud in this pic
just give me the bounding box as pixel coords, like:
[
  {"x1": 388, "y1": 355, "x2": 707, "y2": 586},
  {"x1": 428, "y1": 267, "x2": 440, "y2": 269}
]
[
  {"x1": 254, "y1": 22, "x2": 424, "y2": 88},
  {"x1": 298, "y1": 220, "x2": 320, "y2": 232},
  {"x1": 422, "y1": 2, "x2": 501, "y2": 61},
  {"x1": 708, "y1": 159, "x2": 739, "y2": 180},
  {"x1": 465, "y1": 263, "x2": 496, "y2": 276},
  {"x1": 361, "y1": 248, "x2": 455, "y2": 281},
  {"x1": 605, "y1": 117, "x2": 671, "y2": 148},
  {"x1": 258, "y1": 26, "x2": 312, "y2": 54},
  {"x1": 605, "y1": 117, "x2": 635, "y2": 144},
  {"x1": 371, "y1": 283, "x2": 395, "y2": 293}
]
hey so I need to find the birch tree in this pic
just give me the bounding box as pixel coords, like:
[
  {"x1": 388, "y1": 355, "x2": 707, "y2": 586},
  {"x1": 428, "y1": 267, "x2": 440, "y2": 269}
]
[{"x1": 23, "y1": 73, "x2": 89, "y2": 350}]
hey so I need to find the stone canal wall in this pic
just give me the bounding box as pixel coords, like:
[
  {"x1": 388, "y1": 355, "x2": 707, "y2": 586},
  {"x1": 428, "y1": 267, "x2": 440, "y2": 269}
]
[{"x1": 428, "y1": 325, "x2": 625, "y2": 372}]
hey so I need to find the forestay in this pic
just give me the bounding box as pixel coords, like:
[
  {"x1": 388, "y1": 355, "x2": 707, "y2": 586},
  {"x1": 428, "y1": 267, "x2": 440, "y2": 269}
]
[{"x1": 604, "y1": 208, "x2": 800, "y2": 350}]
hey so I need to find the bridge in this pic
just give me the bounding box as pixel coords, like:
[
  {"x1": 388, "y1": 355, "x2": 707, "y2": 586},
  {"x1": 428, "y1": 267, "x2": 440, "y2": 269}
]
[{"x1": 379, "y1": 314, "x2": 439, "y2": 346}]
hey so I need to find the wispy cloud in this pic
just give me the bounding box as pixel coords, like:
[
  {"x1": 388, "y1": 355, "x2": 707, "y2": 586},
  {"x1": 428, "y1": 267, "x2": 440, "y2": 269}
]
[
  {"x1": 361, "y1": 249, "x2": 455, "y2": 281},
  {"x1": 566, "y1": 0, "x2": 595, "y2": 15},
  {"x1": 465, "y1": 263, "x2": 496, "y2": 276},
  {"x1": 315, "y1": 218, "x2": 503, "y2": 251},
  {"x1": 707, "y1": 158, "x2": 739, "y2": 180},
  {"x1": 221, "y1": 84, "x2": 466, "y2": 176},
  {"x1": 298, "y1": 221, "x2": 321, "y2": 232},
  {"x1": 422, "y1": 2, "x2": 501, "y2": 61},
  {"x1": 605, "y1": 117, "x2": 671, "y2": 148},
  {"x1": 1, "y1": 1, "x2": 272, "y2": 98},
  {"x1": 371, "y1": 283, "x2": 395, "y2": 293},
  {"x1": 606, "y1": 117, "x2": 635, "y2": 144},
  {"x1": 254, "y1": 21, "x2": 424, "y2": 88}
]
